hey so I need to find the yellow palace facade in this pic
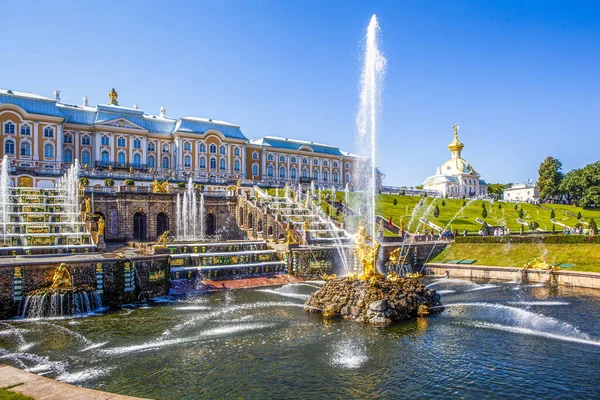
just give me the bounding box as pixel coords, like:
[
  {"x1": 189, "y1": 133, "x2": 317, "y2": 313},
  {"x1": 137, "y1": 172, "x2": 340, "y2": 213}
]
[{"x1": 0, "y1": 88, "x2": 362, "y2": 189}]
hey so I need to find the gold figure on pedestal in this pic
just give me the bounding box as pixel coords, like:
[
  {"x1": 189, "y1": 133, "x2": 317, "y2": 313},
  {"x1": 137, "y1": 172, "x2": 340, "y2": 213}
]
[
  {"x1": 354, "y1": 220, "x2": 383, "y2": 282},
  {"x1": 108, "y1": 88, "x2": 119, "y2": 105},
  {"x1": 84, "y1": 197, "x2": 92, "y2": 214},
  {"x1": 51, "y1": 263, "x2": 72, "y2": 289},
  {"x1": 285, "y1": 222, "x2": 299, "y2": 245},
  {"x1": 97, "y1": 216, "x2": 105, "y2": 235}
]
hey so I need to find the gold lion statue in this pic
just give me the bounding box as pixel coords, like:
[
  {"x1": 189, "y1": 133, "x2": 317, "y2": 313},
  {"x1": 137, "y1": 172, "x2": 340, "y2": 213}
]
[
  {"x1": 152, "y1": 179, "x2": 169, "y2": 193},
  {"x1": 51, "y1": 263, "x2": 72, "y2": 289},
  {"x1": 156, "y1": 230, "x2": 170, "y2": 246}
]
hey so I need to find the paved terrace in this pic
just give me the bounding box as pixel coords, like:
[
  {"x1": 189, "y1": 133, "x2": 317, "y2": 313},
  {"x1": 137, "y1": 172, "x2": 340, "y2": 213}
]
[{"x1": 0, "y1": 365, "x2": 145, "y2": 399}]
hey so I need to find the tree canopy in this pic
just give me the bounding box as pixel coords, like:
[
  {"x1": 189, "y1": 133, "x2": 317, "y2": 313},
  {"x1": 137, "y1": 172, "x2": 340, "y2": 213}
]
[{"x1": 537, "y1": 156, "x2": 563, "y2": 200}]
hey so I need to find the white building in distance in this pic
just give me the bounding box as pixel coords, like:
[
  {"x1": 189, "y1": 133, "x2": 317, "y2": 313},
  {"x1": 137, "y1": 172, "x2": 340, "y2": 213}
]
[
  {"x1": 503, "y1": 183, "x2": 539, "y2": 203},
  {"x1": 422, "y1": 125, "x2": 488, "y2": 198}
]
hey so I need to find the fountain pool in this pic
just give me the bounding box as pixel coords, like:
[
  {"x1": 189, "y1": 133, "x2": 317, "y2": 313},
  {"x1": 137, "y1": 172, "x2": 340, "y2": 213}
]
[{"x1": 1, "y1": 278, "x2": 600, "y2": 399}]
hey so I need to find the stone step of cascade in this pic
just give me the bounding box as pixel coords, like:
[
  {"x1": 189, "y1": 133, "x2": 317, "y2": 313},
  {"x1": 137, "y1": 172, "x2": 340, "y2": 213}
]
[{"x1": 171, "y1": 261, "x2": 287, "y2": 280}]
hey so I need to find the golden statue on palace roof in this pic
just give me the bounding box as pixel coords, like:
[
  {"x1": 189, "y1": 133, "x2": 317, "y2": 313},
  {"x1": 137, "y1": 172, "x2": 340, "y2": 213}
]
[{"x1": 108, "y1": 88, "x2": 119, "y2": 105}]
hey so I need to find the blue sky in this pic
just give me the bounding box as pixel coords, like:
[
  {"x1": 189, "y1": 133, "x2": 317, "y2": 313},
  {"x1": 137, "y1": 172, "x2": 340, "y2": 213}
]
[{"x1": 1, "y1": 1, "x2": 598, "y2": 186}]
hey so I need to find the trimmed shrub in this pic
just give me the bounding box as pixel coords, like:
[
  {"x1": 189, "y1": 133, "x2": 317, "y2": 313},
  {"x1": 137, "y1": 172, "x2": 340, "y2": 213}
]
[
  {"x1": 519, "y1": 208, "x2": 525, "y2": 219},
  {"x1": 177, "y1": 182, "x2": 186, "y2": 188},
  {"x1": 79, "y1": 177, "x2": 89, "y2": 186},
  {"x1": 529, "y1": 221, "x2": 539, "y2": 230},
  {"x1": 124, "y1": 179, "x2": 135, "y2": 186},
  {"x1": 104, "y1": 178, "x2": 114, "y2": 187},
  {"x1": 590, "y1": 218, "x2": 597, "y2": 232},
  {"x1": 463, "y1": 200, "x2": 467, "y2": 207},
  {"x1": 441, "y1": 200, "x2": 446, "y2": 207},
  {"x1": 514, "y1": 204, "x2": 518, "y2": 210},
  {"x1": 577, "y1": 211, "x2": 582, "y2": 220},
  {"x1": 401, "y1": 189, "x2": 405, "y2": 196},
  {"x1": 482, "y1": 208, "x2": 488, "y2": 218},
  {"x1": 552, "y1": 223, "x2": 556, "y2": 232},
  {"x1": 550, "y1": 209, "x2": 556, "y2": 219},
  {"x1": 393, "y1": 198, "x2": 398, "y2": 206},
  {"x1": 498, "y1": 203, "x2": 502, "y2": 209},
  {"x1": 433, "y1": 204, "x2": 440, "y2": 218}
]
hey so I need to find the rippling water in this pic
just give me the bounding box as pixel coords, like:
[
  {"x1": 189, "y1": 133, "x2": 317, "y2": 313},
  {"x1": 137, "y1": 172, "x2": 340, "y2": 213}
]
[{"x1": 2, "y1": 278, "x2": 600, "y2": 399}]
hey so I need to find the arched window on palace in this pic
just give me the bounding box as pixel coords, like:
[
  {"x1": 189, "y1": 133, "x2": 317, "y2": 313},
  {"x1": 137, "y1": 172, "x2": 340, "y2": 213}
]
[
  {"x1": 234, "y1": 160, "x2": 240, "y2": 171},
  {"x1": 63, "y1": 148, "x2": 73, "y2": 163},
  {"x1": 200, "y1": 157, "x2": 206, "y2": 168},
  {"x1": 134, "y1": 153, "x2": 142, "y2": 167},
  {"x1": 219, "y1": 158, "x2": 226, "y2": 170},
  {"x1": 117, "y1": 152, "x2": 126, "y2": 164},
  {"x1": 81, "y1": 150, "x2": 91, "y2": 165},
  {"x1": 20, "y1": 142, "x2": 31, "y2": 157},
  {"x1": 147, "y1": 155, "x2": 155, "y2": 168},
  {"x1": 184, "y1": 155, "x2": 191, "y2": 168},
  {"x1": 279, "y1": 166, "x2": 286, "y2": 178},
  {"x1": 267, "y1": 165, "x2": 274, "y2": 177},
  {"x1": 4, "y1": 140, "x2": 15, "y2": 154},
  {"x1": 210, "y1": 157, "x2": 216, "y2": 170},
  {"x1": 162, "y1": 156, "x2": 170, "y2": 169},
  {"x1": 44, "y1": 144, "x2": 54, "y2": 158},
  {"x1": 101, "y1": 151, "x2": 110, "y2": 163}
]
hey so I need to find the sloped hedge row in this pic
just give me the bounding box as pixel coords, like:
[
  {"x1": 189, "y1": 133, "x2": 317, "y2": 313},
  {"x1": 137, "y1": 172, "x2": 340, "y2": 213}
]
[{"x1": 455, "y1": 235, "x2": 600, "y2": 244}]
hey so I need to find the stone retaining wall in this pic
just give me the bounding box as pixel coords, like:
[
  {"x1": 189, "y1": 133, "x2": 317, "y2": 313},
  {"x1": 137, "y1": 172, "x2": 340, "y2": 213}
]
[
  {"x1": 0, "y1": 255, "x2": 171, "y2": 318},
  {"x1": 426, "y1": 262, "x2": 600, "y2": 290}
]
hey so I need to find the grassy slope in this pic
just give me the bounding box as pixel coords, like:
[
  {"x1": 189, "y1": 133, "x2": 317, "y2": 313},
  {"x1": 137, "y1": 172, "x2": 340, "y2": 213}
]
[
  {"x1": 264, "y1": 189, "x2": 600, "y2": 234},
  {"x1": 431, "y1": 243, "x2": 600, "y2": 272},
  {"x1": 337, "y1": 193, "x2": 600, "y2": 234}
]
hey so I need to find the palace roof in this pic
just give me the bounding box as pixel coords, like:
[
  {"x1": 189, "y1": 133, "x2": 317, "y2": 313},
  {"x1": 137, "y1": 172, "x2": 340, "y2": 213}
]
[
  {"x1": 250, "y1": 136, "x2": 347, "y2": 156},
  {"x1": 0, "y1": 89, "x2": 248, "y2": 140}
]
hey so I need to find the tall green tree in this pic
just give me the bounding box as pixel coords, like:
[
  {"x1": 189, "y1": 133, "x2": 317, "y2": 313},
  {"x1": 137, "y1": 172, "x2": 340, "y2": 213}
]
[
  {"x1": 537, "y1": 156, "x2": 563, "y2": 200},
  {"x1": 433, "y1": 204, "x2": 440, "y2": 218},
  {"x1": 487, "y1": 183, "x2": 511, "y2": 200}
]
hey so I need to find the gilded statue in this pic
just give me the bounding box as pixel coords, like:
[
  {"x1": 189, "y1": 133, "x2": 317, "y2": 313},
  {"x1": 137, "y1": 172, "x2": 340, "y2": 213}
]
[
  {"x1": 108, "y1": 88, "x2": 119, "y2": 105},
  {"x1": 285, "y1": 223, "x2": 299, "y2": 245},
  {"x1": 156, "y1": 230, "x2": 170, "y2": 246},
  {"x1": 51, "y1": 263, "x2": 72, "y2": 289},
  {"x1": 97, "y1": 216, "x2": 105, "y2": 235},
  {"x1": 236, "y1": 178, "x2": 241, "y2": 190},
  {"x1": 153, "y1": 179, "x2": 169, "y2": 193},
  {"x1": 303, "y1": 219, "x2": 311, "y2": 231},
  {"x1": 354, "y1": 221, "x2": 383, "y2": 281},
  {"x1": 387, "y1": 247, "x2": 402, "y2": 266},
  {"x1": 453, "y1": 123, "x2": 460, "y2": 138},
  {"x1": 84, "y1": 197, "x2": 92, "y2": 214}
]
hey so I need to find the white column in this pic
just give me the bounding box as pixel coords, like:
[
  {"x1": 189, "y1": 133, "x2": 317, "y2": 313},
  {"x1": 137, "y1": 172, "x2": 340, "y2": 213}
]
[
  {"x1": 142, "y1": 137, "x2": 147, "y2": 164},
  {"x1": 109, "y1": 135, "x2": 115, "y2": 162},
  {"x1": 241, "y1": 145, "x2": 246, "y2": 177},
  {"x1": 33, "y1": 122, "x2": 39, "y2": 161},
  {"x1": 94, "y1": 132, "x2": 101, "y2": 163},
  {"x1": 75, "y1": 131, "x2": 80, "y2": 163},
  {"x1": 56, "y1": 125, "x2": 63, "y2": 163},
  {"x1": 128, "y1": 137, "x2": 134, "y2": 164},
  {"x1": 226, "y1": 144, "x2": 231, "y2": 174},
  {"x1": 261, "y1": 150, "x2": 266, "y2": 180},
  {"x1": 176, "y1": 139, "x2": 183, "y2": 170}
]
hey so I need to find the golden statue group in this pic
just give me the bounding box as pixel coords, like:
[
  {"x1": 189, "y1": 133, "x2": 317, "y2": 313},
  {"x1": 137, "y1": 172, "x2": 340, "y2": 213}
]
[{"x1": 353, "y1": 220, "x2": 384, "y2": 282}]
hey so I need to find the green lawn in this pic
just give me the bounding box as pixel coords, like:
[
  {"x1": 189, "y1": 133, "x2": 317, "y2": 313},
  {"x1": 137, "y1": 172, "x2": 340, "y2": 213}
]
[
  {"x1": 263, "y1": 189, "x2": 600, "y2": 234},
  {"x1": 0, "y1": 387, "x2": 34, "y2": 400},
  {"x1": 431, "y1": 242, "x2": 600, "y2": 272}
]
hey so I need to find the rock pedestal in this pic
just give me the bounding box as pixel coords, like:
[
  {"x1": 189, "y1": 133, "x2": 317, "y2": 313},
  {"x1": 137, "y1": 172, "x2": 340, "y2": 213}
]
[{"x1": 304, "y1": 278, "x2": 443, "y2": 324}]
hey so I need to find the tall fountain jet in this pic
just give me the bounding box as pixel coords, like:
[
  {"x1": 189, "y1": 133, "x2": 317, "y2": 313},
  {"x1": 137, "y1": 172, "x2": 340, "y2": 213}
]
[{"x1": 354, "y1": 14, "x2": 386, "y2": 242}]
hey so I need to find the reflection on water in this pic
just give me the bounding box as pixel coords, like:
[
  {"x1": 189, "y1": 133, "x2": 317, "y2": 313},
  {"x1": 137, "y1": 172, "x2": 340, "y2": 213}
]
[{"x1": 1, "y1": 280, "x2": 600, "y2": 399}]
